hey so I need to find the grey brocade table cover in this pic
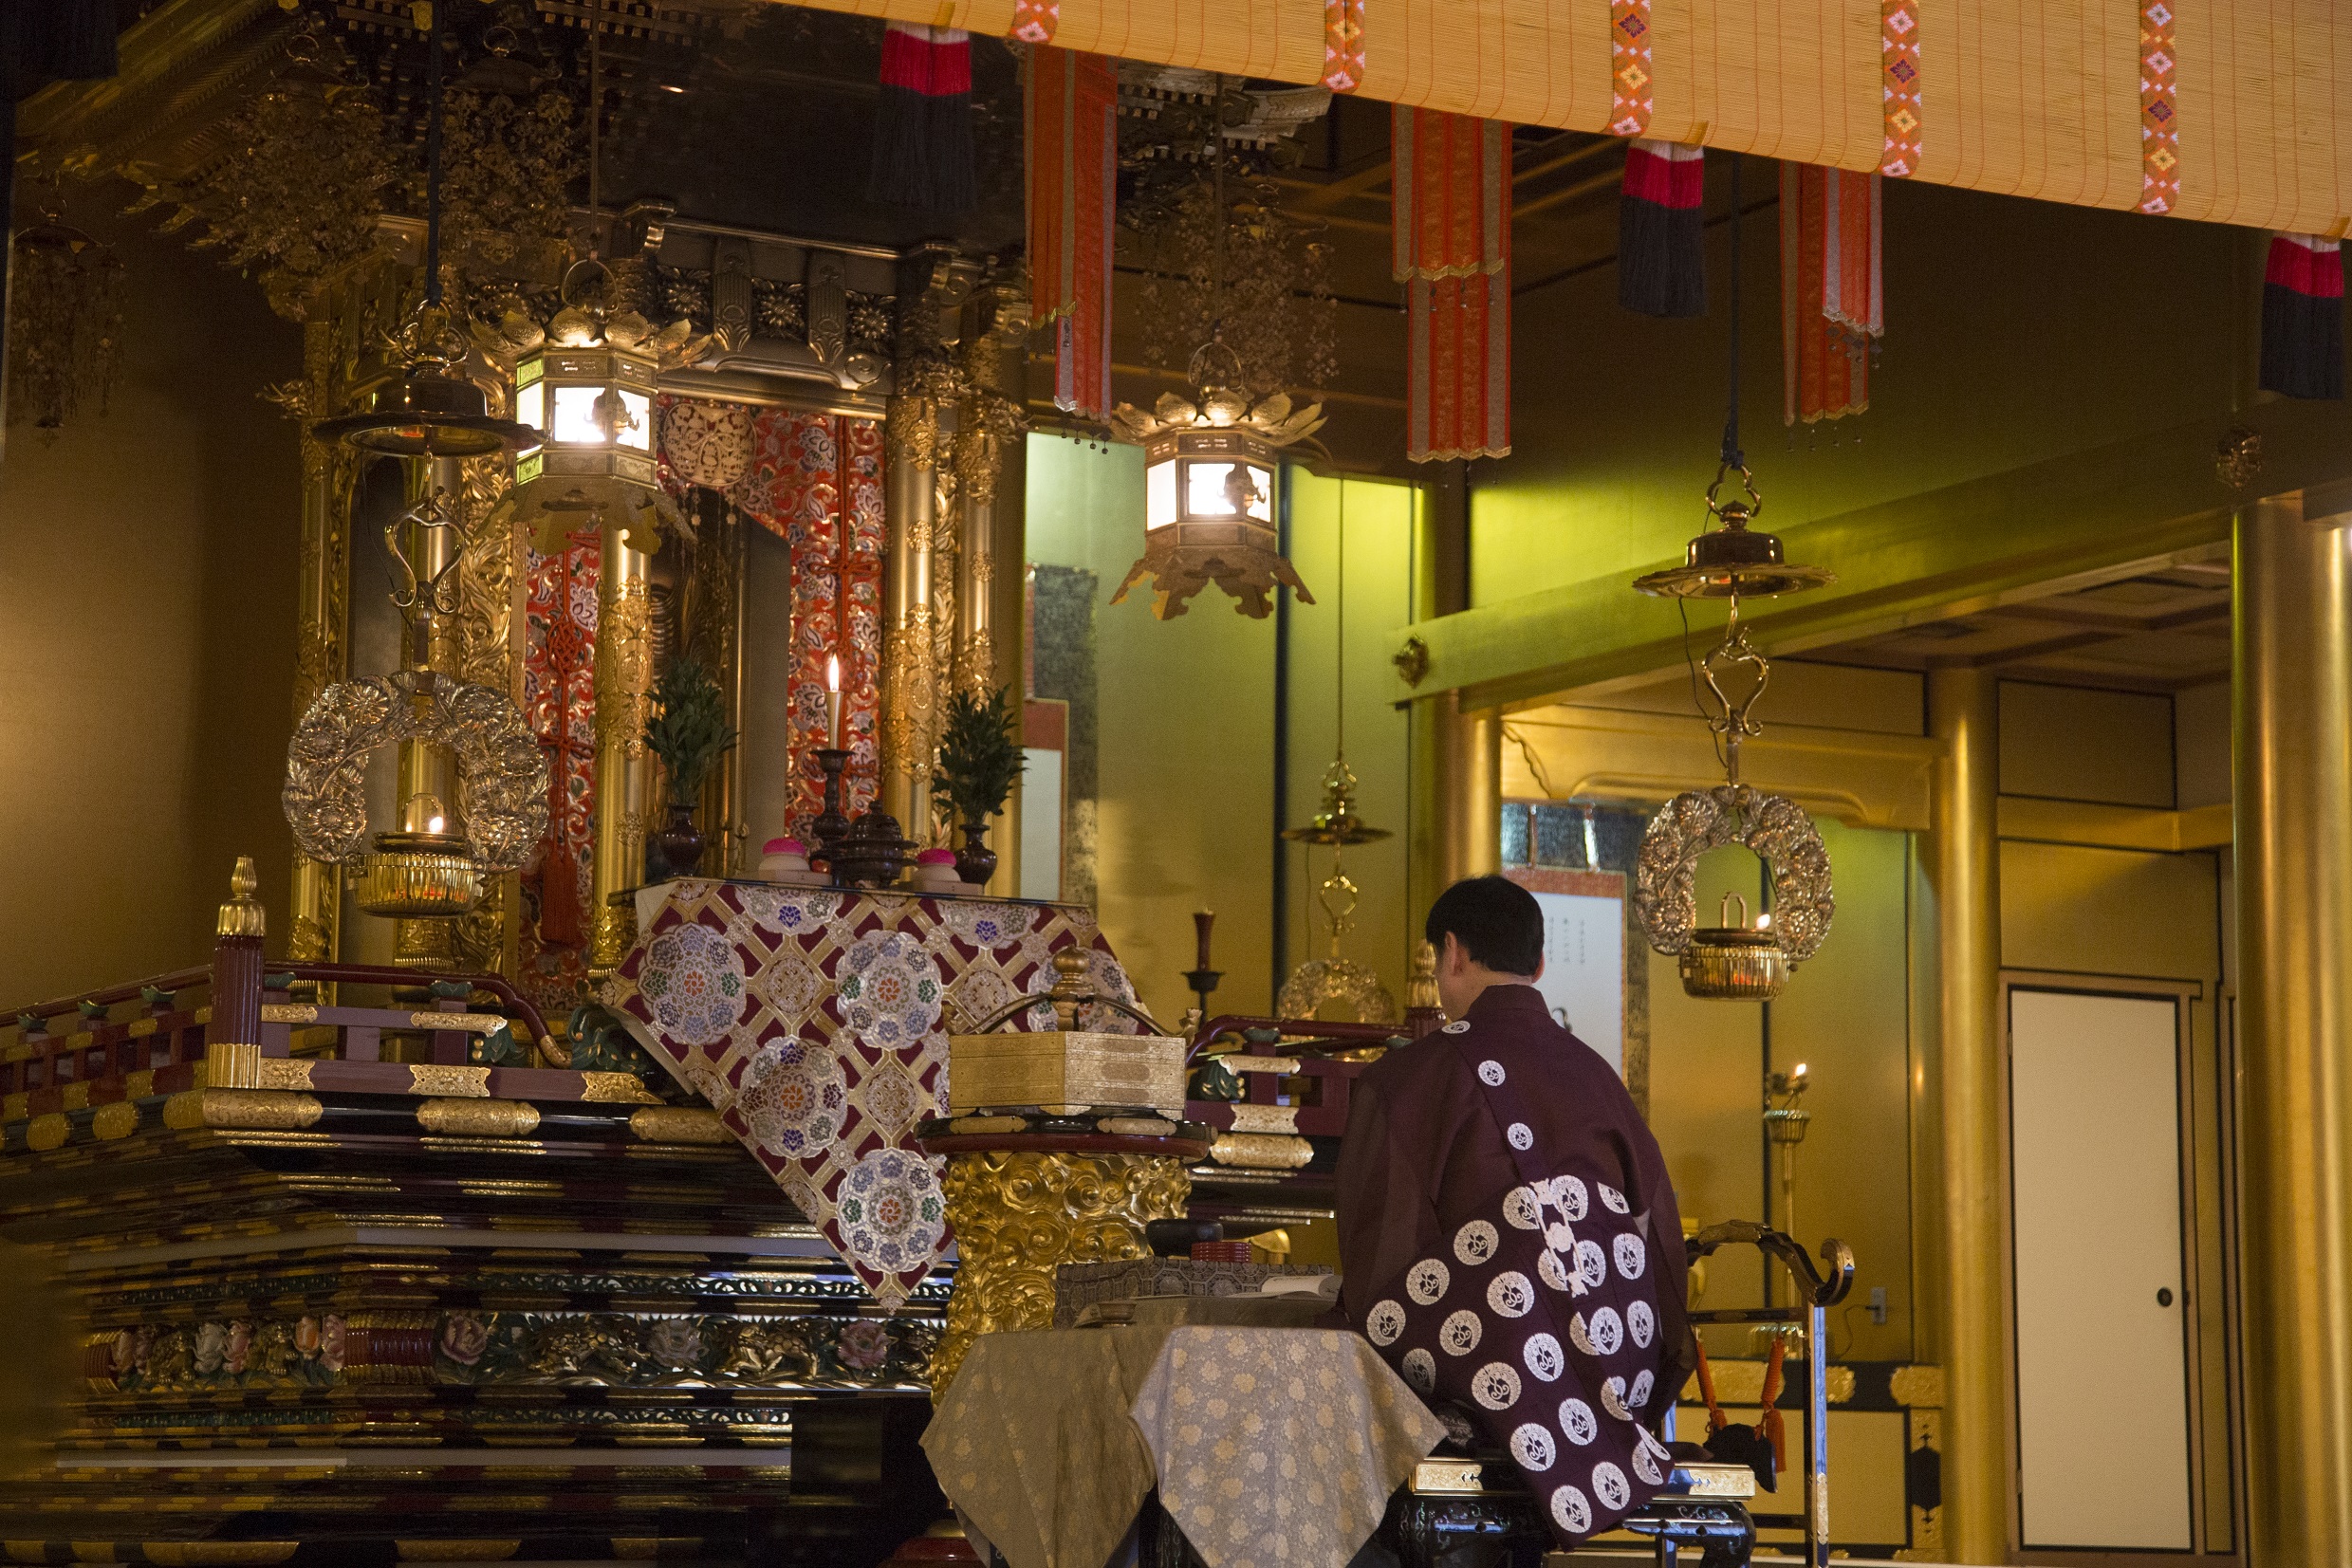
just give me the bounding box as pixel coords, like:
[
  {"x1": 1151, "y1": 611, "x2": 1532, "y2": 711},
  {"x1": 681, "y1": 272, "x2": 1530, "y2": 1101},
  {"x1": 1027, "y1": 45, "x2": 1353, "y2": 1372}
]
[{"x1": 924, "y1": 1326, "x2": 1448, "y2": 1568}]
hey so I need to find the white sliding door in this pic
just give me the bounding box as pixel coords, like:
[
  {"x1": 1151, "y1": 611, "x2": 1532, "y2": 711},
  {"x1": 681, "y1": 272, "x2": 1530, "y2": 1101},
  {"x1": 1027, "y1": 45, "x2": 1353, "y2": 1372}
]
[{"x1": 2009, "y1": 987, "x2": 2193, "y2": 1550}]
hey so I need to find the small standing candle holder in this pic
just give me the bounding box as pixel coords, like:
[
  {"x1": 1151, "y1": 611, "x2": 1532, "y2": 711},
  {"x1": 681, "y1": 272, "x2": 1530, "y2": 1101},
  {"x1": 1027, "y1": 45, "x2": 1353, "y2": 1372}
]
[
  {"x1": 1182, "y1": 910, "x2": 1222, "y2": 1020},
  {"x1": 808, "y1": 747, "x2": 853, "y2": 882}
]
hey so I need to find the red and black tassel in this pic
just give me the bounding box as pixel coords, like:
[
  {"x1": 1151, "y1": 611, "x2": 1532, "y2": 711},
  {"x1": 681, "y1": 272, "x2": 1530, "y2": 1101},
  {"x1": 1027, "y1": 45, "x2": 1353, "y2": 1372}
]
[
  {"x1": 1620, "y1": 138, "x2": 1705, "y2": 318},
  {"x1": 868, "y1": 23, "x2": 976, "y2": 214},
  {"x1": 2260, "y1": 232, "x2": 2343, "y2": 400}
]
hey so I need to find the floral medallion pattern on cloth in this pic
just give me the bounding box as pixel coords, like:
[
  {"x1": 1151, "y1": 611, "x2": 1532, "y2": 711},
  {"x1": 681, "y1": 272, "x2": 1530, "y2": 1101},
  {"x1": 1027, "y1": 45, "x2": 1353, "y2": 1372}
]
[
  {"x1": 609, "y1": 881, "x2": 1137, "y2": 1307},
  {"x1": 1359, "y1": 1042, "x2": 1676, "y2": 1546}
]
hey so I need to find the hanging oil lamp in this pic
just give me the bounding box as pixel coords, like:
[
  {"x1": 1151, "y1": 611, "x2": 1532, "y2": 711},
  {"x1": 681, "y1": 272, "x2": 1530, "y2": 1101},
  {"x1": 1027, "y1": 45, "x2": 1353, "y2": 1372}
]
[
  {"x1": 288, "y1": 0, "x2": 548, "y2": 968},
  {"x1": 1275, "y1": 482, "x2": 1396, "y2": 1022},
  {"x1": 1631, "y1": 155, "x2": 1836, "y2": 1001}
]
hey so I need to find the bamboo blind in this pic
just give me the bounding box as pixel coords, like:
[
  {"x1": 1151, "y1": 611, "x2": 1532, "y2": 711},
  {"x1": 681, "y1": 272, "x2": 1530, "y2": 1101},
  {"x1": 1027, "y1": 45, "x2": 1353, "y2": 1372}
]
[{"x1": 776, "y1": 0, "x2": 2352, "y2": 234}]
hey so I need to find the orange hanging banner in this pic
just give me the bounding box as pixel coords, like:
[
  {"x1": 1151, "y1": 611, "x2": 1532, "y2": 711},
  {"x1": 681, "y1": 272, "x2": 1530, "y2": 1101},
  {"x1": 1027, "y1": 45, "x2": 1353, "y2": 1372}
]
[
  {"x1": 1781, "y1": 162, "x2": 1882, "y2": 426},
  {"x1": 1394, "y1": 107, "x2": 1511, "y2": 461},
  {"x1": 1026, "y1": 46, "x2": 1118, "y2": 420}
]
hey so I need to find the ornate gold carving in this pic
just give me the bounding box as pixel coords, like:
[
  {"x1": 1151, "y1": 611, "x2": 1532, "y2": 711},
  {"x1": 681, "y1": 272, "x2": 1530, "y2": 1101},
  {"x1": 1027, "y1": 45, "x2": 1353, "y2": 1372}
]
[
  {"x1": 285, "y1": 673, "x2": 549, "y2": 875},
  {"x1": 395, "y1": 1542, "x2": 520, "y2": 1563},
  {"x1": 1208, "y1": 1131, "x2": 1315, "y2": 1170},
  {"x1": 123, "y1": 1070, "x2": 154, "y2": 1100},
  {"x1": 404, "y1": 1012, "x2": 514, "y2": 1034},
  {"x1": 165, "y1": 1090, "x2": 326, "y2": 1132},
  {"x1": 1393, "y1": 634, "x2": 1431, "y2": 688},
  {"x1": 26, "y1": 1113, "x2": 69, "y2": 1152},
  {"x1": 596, "y1": 579, "x2": 656, "y2": 760},
  {"x1": 262, "y1": 1004, "x2": 320, "y2": 1025},
  {"x1": 145, "y1": 1545, "x2": 300, "y2": 1566},
  {"x1": 258, "y1": 1059, "x2": 317, "y2": 1092},
  {"x1": 1224, "y1": 1104, "x2": 1301, "y2": 1136},
  {"x1": 932, "y1": 1150, "x2": 1191, "y2": 1395},
  {"x1": 408, "y1": 1064, "x2": 493, "y2": 1098},
  {"x1": 92, "y1": 1101, "x2": 139, "y2": 1141},
  {"x1": 886, "y1": 394, "x2": 941, "y2": 471},
  {"x1": 589, "y1": 895, "x2": 639, "y2": 974},
  {"x1": 218, "y1": 856, "x2": 267, "y2": 938},
  {"x1": 2216, "y1": 425, "x2": 2263, "y2": 491},
  {"x1": 580, "y1": 1071, "x2": 661, "y2": 1104},
  {"x1": 1888, "y1": 1363, "x2": 1945, "y2": 1408},
  {"x1": 1636, "y1": 784, "x2": 1835, "y2": 962},
  {"x1": 417, "y1": 1098, "x2": 542, "y2": 1138},
  {"x1": 629, "y1": 1105, "x2": 730, "y2": 1143}
]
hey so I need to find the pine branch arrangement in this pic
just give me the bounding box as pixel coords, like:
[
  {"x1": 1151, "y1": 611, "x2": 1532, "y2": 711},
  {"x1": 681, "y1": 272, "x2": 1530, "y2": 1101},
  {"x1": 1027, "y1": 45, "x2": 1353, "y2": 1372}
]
[
  {"x1": 642, "y1": 656, "x2": 739, "y2": 806},
  {"x1": 932, "y1": 684, "x2": 1027, "y2": 824}
]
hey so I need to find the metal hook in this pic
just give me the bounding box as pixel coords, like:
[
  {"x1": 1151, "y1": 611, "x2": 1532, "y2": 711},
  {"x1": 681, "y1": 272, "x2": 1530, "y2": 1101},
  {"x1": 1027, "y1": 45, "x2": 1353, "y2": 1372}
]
[{"x1": 385, "y1": 489, "x2": 465, "y2": 618}]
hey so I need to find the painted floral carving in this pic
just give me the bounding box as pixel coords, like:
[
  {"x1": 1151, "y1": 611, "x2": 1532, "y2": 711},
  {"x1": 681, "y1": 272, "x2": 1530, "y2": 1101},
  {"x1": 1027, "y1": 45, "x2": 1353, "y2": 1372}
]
[
  {"x1": 835, "y1": 1319, "x2": 892, "y2": 1371},
  {"x1": 441, "y1": 1313, "x2": 490, "y2": 1367},
  {"x1": 427, "y1": 1310, "x2": 936, "y2": 1389},
  {"x1": 97, "y1": 1312, "x2": 346, "y2": 1393}
]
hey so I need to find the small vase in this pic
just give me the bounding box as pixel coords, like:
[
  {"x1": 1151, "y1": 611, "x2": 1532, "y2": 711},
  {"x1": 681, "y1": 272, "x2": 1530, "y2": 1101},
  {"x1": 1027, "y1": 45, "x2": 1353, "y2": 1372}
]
[
  {"x1": 654, "y1": 800, "x2": 704, "y2": 879},
  {"x1": 954, "y1": 821, "x2": 998, "y2": 890}
]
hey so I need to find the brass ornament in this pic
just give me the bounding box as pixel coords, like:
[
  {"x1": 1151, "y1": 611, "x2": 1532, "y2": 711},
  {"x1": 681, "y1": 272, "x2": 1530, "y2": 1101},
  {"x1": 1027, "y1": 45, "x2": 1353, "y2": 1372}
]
[
  {"x1": 931, "y1": 1149, "x2": 1192, "y2": 1395},
  {"x1": 416, "y1": 1097, "x2": 542, "y2": 1138},
  {"x1": 283, "y1": 671, "x2": 547, "y2": 874},
  {"x1": 1634, "y1": 452, "x2": 1836, "y2": 996},
  {"x1": 1278, "y1": 760, "x2": 1398, "y2": 1024},
  {"x1": 2216, "y1": 425, "x2": 2263, "y2": 491},
  {"x1": 5, "y1": 202, "x2": 124, "y2": 433},
  {"x1": 629, "y1": 1106, "x2": 731, "y2": 1143},
  {"x1": 1635, "y1": 785, "x2": 1834, "y2": 965}
]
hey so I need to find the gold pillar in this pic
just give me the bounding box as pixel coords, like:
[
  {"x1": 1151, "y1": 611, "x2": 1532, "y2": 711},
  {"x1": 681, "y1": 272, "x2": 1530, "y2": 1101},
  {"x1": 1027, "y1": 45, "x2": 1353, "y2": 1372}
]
[
  {"x1": 989, "y1": 400, "x2": 1028, "y2": 898},
  {"x1": 882, "y1": 394, "x2": 940, "y2": 830},
  {"x1": 1923, "y1": 666, "x2": 2009, "y2": 1564},
  {"x1": 588, "y1": 518, "x2": 655, "y2": 973},
  {"x1": 2236, "y1": 494, "x2": 2352, "y2": 1565},
  {"x1": 287, "y1": 310, "x2": 350, "y2": 963},
  {"x1": 390, "y1": 455, "x2": 465, "y2": 969},
  {"x1": 1431, "y1": 692, "x2": 1500, "y2": 891}
]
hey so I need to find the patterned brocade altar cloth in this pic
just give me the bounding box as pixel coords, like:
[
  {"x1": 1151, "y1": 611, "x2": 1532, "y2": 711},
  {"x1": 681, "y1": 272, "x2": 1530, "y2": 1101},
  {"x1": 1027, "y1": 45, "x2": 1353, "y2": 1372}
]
[
  {"x1": 927, "y1": 1326, "x2": 1447, "y2": 1568},
  {"x1": 606, "y1": 879, "x2": 1139, "y2": 1308}
]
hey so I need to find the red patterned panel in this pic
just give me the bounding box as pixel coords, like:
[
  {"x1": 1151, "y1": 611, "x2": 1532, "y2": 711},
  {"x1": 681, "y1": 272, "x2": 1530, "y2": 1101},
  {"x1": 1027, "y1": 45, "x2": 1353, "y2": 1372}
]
[
  {"x1": 732, "y1": 409, "x2": 885, "y2": 831},
  {"x1": 518, "y1": 526, "x2": 601, "y2": 1016}
]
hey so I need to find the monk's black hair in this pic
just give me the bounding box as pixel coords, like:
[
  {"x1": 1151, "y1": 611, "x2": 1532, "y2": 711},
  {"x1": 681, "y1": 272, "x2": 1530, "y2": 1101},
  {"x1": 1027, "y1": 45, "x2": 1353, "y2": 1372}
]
[{"x1": 1425, "y1": 875, "x2": 1544, "y2": 976}]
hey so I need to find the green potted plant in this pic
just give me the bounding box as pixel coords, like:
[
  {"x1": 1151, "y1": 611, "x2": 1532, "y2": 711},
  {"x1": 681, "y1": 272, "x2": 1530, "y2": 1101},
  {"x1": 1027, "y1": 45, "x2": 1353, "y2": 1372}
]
[
  {"x1": 642, "y1": 655, "x2": 738, "y2": 878},
  {"x1": 931, "y1": 684, "x2": 1026, "y2": 889}
]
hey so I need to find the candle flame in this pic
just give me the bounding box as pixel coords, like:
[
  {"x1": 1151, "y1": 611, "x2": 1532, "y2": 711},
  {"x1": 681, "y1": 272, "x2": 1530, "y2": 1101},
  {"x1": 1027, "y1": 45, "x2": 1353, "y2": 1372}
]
[{"x1": 826, "y1": 654, "x2": 841, "y2": 692}]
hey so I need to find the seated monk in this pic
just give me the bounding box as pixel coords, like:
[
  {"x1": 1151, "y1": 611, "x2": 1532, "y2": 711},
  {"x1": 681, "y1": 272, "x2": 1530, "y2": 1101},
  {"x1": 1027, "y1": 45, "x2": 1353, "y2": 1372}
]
[{"x1": 1336, "y1": 875, "x2": 1695, "y2": 1547}]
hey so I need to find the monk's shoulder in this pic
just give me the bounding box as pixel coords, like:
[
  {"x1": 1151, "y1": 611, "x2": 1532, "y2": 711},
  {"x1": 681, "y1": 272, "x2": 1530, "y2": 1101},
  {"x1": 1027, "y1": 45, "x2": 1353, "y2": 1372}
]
[{"x1": 1359, "y1": 1032, "x2": 1477, "y2": 1098}]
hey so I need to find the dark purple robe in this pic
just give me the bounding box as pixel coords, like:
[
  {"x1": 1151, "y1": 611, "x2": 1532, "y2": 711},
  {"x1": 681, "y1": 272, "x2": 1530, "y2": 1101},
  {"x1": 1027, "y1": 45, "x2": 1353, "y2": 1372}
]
[{"x1": 1336, "y1": 983, "x2": 1695, "y2": 1546}]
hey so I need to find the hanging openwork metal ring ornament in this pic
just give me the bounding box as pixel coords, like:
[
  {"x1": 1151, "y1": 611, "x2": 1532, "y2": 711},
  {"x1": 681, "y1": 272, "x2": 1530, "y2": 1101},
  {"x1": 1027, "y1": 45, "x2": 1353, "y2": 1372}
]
[
  {"x1": 1633, "y1": 784, "x2": 1834, "y2": 963},
  {"x1": 283, "y1": 672, "x2": 548, "y2": 873}
]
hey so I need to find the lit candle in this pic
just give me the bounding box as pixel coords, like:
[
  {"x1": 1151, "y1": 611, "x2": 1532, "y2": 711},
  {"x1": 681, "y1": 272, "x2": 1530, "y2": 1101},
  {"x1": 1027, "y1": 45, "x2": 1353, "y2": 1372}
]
[{"x1": 824, "y1": 654, "x2": 843, "y2": 750}]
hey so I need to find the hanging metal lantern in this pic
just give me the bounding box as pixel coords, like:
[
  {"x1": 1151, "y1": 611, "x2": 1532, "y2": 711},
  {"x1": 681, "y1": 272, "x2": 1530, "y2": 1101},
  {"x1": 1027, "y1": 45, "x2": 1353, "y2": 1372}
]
[
  {"x1": 487, "y1": 263, "x2": 689, "y2": 556},
  {"x1": 1632, "y1": 157, "x2": 1838, "y2": 999},
  {"x1": 1108, "y1": 339, "x2": 1324, "y2": 619}
]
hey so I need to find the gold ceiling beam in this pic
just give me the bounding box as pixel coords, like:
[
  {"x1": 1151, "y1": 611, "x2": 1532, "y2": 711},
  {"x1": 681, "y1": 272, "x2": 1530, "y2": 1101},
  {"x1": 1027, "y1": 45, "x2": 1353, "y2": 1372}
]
[
  {"x1": 1394, "y1": 394, "x2": 2352, "y2": 714},
  {"x1": 1994, "y1": 797, "x2": 2232, "y2": 853},
  {"x1": 1498, "y1": 705, "x2": 1936, "y2": 831}
]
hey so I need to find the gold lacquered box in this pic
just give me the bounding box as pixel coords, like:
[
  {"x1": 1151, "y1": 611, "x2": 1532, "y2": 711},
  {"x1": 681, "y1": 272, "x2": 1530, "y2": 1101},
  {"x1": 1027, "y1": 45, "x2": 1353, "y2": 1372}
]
[{"x1": 946, "y1": 1029, "x2": 1189, "y2": 1118}]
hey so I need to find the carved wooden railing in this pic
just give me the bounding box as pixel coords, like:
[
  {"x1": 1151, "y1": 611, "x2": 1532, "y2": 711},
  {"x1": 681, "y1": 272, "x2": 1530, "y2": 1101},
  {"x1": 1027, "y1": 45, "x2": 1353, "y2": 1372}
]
[{"x1": 0, "y1": 870, "x2": 673, "y2": 1134}]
